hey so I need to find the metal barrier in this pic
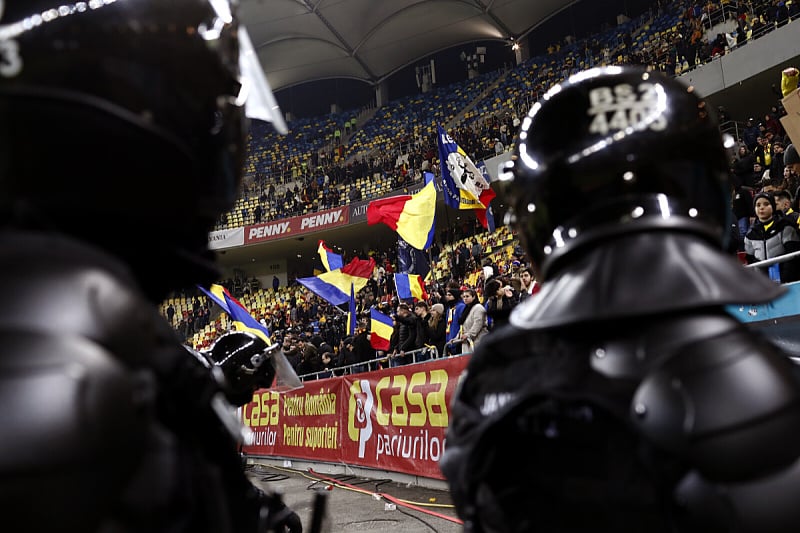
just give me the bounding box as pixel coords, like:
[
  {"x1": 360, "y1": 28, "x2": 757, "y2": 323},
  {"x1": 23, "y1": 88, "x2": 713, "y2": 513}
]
[
  {"x1": 744, "y1": 249, "x2": 800, "y2": 271},
  {"x1": 444, "y1": 337, "x2": 474, "y2": 356},
  {"x1": 297, "y1": 345, "x2": 444, "y2": 381}
]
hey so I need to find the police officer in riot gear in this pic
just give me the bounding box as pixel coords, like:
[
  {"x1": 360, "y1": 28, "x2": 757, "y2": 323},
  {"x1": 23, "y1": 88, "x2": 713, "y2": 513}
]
[
  {"x1": 0, "y1": 1, "x2": 301, "y2": 531},
  {"x1": 441, "y1": 67, "x2": 800, "y2": 532},
  {"x1": 201, "y1": 330, "x2": 299, "y2": 407}
]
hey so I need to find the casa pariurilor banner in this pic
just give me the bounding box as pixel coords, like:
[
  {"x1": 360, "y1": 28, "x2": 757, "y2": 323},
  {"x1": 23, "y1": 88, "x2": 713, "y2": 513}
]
[{"x1": 241, "y1": 356, "x2": 469, "y2": 479}]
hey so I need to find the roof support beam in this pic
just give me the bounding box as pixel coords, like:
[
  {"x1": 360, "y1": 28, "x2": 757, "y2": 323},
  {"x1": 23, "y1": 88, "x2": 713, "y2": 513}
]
[
  {"x1": 471, "y1": 0, "x2": 513, "y2": 38},
  {"x1": 298, "y1": 0, "x2": 378, "y2": 80}
]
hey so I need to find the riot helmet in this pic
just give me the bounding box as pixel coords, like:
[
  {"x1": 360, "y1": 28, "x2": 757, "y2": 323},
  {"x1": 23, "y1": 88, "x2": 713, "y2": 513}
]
[
  {"x1": 0, "y1": 0, "x2": 282, "y2": 295},
  {"x1": 501, "y1": 67, "x2": 731, "y2": 279},
  {"x1": 201, "y1": 331, "x2": 300, "y2": 406}
]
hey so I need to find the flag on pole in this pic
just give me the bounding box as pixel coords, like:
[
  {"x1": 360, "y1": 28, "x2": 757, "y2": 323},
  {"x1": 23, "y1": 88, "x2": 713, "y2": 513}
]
[
  {"x1": 347, "y1": 283, "x2": 357, "y2": 336},
  {"x1": 397, "y1": 236, "x2": 431, "y2": 279},
  {"x1": 370, "y1": 308, "x2": 393, "y2": 351},
  {"x1": 476, "y1": 161, "x2": 496, "y2": 232},
  {"x1": 222, "y1": 292, "x2": 273, "y2": 345},
  {"x1": 395, "y1": 273, "x2": 428, "y2": 302},
  {"x1": 318, "y1": 240, "x2": 344, "y2": 272},
  {"x1": 437, "y1": 125, "x2": 496, "y2": 228},
  {"x1": 198, "y1": 284, "x2": 272, "y2": 345},
  {"x1": 198, "y1": 283, "x2": 232, "y2": 314},
  {"x1": 485, "y1": 203, "x2": 496, "y2": 233},
  {"x1": 297, "y1": 257, "x2": 375, "y2": 306},
  {"x1": 367, "y1": 173, "x2": 436, "y2": 250}
]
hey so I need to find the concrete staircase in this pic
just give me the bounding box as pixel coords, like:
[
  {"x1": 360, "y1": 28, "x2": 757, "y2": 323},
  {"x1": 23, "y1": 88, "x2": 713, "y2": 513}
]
[
  {"x1": 444, "y1": 67, "x2": 514, "y2": 130},
  {"x1": 343, "y1": 67, "x2": 516, "y2": 165}
]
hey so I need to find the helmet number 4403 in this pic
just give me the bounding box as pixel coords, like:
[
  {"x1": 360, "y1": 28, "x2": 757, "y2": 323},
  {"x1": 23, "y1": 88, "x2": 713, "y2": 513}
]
[
  {"x1": 0, "y1": 39, "x2": 22, "y2": 78},
  {"x1": 587, "y1": 83, "x2": 666, "y2": 135}
]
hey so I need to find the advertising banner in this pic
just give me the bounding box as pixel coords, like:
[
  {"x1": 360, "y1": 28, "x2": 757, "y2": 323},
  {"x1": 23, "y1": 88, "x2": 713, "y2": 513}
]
[
  {"x1": 208, "y1": 227, "x2": 245, "y2": 250},
  {"x1": 244, "y1": 207, "x2": 350, "y2": 244},
  {"x1": 243, "y1": 377, "x2": 343, "y2": 464},
  {"x1": 342, "y1": 356, "x2": 468, "y2": 478},
  {"x1": 349, "y1": 200, "x2": 370, "y2": 223},
  {"x1": 242, "y1": 356, "x2": 470, "y2": 480}
]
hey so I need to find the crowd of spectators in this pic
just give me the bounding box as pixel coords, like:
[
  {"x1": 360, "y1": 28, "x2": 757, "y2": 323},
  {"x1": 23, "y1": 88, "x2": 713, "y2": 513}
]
[
  {"x1": 174, "y1": 102, "x2": 800, "y2": 377},
  {"x1": 728, "y1": 58, "x2": 800, "y2": 282},
  {"x1": 162, "y1": 224, "x2": 532, "y2": 378},
  {"x1": 214, "y1": 0, "x2": 798, "y2": 233},
  {"x1": 164, "y1": 0, "x2": 800, "y2": 381},
  {"x1": 604, "y1": 0, "x2": 782, "y2": 77},
  {"x1": 217, "y1": 112, "x2": 517, "y2": 230}
]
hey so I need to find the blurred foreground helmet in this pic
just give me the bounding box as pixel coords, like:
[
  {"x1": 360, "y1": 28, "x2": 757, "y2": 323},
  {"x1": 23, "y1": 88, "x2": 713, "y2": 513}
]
[
  {"x1": 786, "y1": 144, "x2": 799, "y2": 168},
  {"x1": 203, "y1": 331, "x2": 290, "y2": 406},
  {"x1": 0, "y1": 0, "x2": 250, "y2": 239},
  {"x1": 501, "y1": 66, "x2": 730, "y2": 279}
]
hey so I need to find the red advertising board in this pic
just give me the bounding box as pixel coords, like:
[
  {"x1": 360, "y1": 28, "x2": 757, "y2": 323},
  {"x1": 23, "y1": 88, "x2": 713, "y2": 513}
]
[
  {"x1": 243, "y1": 377, "x2": 343, "y2": 463},
  {"x1": 244, "y1": 207, "x2": 349, "y2": 244},
  {"x1": 242, "y1": 356, "x2": 470, "y2": 480}
]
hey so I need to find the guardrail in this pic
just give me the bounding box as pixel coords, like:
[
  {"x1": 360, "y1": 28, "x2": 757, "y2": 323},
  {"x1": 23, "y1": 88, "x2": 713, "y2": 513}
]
[
  {"x1": 298, "y1": 345, "x2": 443, "y2": 381},
  {"x1": 744, "y1": 249, "x2": 800, "y2": 270}
]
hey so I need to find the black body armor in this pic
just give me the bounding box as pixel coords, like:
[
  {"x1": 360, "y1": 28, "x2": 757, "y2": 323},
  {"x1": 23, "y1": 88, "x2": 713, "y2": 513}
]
[
  {"x1": 441, "y1": 233, "x2": 800, "y2": 533},
  {"x1": 0, "y1": 232, "x2": 294, "y2": 533}
]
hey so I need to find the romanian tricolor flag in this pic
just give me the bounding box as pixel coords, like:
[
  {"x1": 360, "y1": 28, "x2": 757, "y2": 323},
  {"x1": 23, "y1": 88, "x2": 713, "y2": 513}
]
[
  {"x1": 297, "y1": 257, "x2": 375, "y2": 306},
  {"x1": 370, "y1": 308, "x2": 393, "y2": 351},
  {"x1": 223, "y1": 292, "x2": 273, "y2": 346},
  {"x1": 394, "y1": 273, "x2": 428, "y2": 302},
  {"x1": 366, "y1": 174, "x2": 436, "y2": 250},
  {"x1": 436, "y1": 125, "x2": 496, "y2": 228},
  {"x1": 198, "y1": 284, "x2": 272, "y2": 345},
  {"x1": 318, "y1": 239, "x2": 343, "y2": 272},
  {"x1": 198, "y1": 283, "x2": 231, "y2": 314}
]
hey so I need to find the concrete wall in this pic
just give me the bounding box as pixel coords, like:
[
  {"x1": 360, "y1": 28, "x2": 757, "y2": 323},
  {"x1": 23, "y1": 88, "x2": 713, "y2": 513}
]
[{"x1": 678, "y1": 21, "x2": 800, "y2": 98}]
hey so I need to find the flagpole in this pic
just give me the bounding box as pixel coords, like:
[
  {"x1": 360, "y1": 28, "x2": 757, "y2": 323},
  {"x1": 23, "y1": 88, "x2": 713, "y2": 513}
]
[
  {"x1": 443, "y1": 203, "x2": 452, "y2": 246},
  {"x1": 427, "y1": 246, "x2": 435, "y2": 285}
]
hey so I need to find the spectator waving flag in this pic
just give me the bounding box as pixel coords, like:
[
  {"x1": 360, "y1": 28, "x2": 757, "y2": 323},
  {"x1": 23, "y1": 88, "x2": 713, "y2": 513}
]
[
  {"x1": 366, "y1": 173, "x2": 436, "y2": 250},
  {"x1": 370, "y1": 308, "x2": 393, "y2": 351},
  {"x1": 395, "y1": 273, "x2": 428, "y2": 302},
  {"x1": 198, "y1": 284, "x2": 272, "y2": 345},
  {"x1": 318, "y1": 239, "x2": 343, "y2": 272},
  {"x1": 297, "y1": 257, "x2": 375, "y2": 306},
  {"x1": 437, "y1": 125, "x2": 496, "y2": 228}
]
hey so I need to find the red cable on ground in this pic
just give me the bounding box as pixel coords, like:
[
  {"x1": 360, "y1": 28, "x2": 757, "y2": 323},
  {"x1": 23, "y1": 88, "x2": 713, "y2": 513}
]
[
  {"x1": 307, "y1": 469, "x2": 464, "y2": 525},
  {"x1": 380, "y1": 492, "x2": 463, "y2": 524}
]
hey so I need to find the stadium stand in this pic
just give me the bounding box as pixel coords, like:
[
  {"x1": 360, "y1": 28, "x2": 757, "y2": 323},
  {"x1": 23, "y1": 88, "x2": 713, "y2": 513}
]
[
  {"x1": 170, "y1": 0, "x2": 800, "y2": 379},
  {"x1": 211, "y1": 1, "x2": 798, "y2": 233}
]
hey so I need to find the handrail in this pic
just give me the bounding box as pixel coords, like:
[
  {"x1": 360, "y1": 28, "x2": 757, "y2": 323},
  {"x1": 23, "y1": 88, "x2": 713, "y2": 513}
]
[
  {"x1": 744, "y1": 249, "x2": 800, "y2": 270},
  {"x1": 297, "y1": 345, "x2": 443, "y2": 381},
  {"x1": 444, "y1": 337, "x2": 474, "y2": 355}
]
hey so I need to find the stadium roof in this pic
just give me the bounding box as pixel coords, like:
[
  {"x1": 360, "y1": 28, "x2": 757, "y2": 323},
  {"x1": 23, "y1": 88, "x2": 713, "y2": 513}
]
[{"x1": 241, "y1": 0, "x2": 578, "y2": 91}]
